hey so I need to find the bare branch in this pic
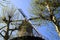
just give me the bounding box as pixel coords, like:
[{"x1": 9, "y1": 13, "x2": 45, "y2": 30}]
[
  {"x1": 0, "y1": 30, "x2": 6, "y2": 33},
  {"x1": 9, "y1": 31, "x2": 13, "y2": 37},
  {"x1": 0, "y1": 26, "x2": 6, "y2": 30},
  {"x1": 9, "y1": 29, "x2": 19, "y2": 31},
  {"x1": 0, "y1": 32, "x2": 5, "y2": 38},
  {"x1": 11, "y1": 20, "x2": 23, "y2": 22}
]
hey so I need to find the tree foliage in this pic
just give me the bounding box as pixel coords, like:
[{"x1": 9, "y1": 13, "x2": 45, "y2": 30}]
[{"x1": 30, "y1": 0, "x2": 60, "y2": 36}]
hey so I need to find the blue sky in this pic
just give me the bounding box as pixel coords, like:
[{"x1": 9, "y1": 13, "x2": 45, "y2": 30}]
[{"x1": 11, "y1": 0, "x2": 32, "y2": 18}]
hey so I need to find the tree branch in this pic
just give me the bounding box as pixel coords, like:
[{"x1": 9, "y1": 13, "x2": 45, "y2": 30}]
[
  {"x1": 0, "y1": 26, "x2": 6, "y2": 30},
  {"x1": 11, "y1": 20, "x2": 23, "y2": 22},
  {"x1": 0, "y1": 32, "x2": 5, "y2": 38}
]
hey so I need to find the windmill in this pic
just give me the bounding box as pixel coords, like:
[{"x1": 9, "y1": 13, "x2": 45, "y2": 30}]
[{"x1": 0, "y1": 1, "x2": 45, "y2": 40}]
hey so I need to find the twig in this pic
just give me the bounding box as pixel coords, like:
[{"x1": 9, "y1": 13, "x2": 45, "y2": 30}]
[{"x1": 0, "y1": 26, "x2": 6, "y2": 30}]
